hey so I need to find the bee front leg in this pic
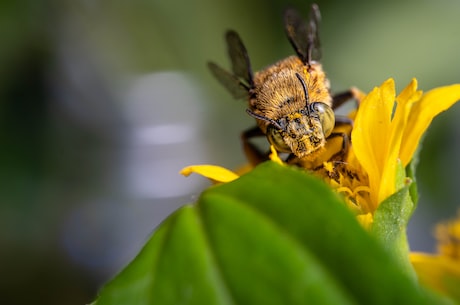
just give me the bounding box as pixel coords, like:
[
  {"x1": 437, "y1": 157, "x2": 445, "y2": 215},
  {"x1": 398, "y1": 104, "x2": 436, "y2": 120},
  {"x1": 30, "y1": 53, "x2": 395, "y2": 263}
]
[
  {"x1": 332, "y1": 87, "x2": 365, "y2": 109},
  {"x1": 335, "y1": 116, "x2": 354, "y2": 127},
  {"x1": 241, "y1": 126, "x2": 270, "y2": 166}
]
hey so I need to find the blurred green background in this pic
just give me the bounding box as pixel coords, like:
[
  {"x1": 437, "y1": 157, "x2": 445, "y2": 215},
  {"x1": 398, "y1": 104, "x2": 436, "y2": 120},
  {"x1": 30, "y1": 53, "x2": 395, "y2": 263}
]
[{"x1": 1, "y1": 0, "x2": 459, "y2": 304}]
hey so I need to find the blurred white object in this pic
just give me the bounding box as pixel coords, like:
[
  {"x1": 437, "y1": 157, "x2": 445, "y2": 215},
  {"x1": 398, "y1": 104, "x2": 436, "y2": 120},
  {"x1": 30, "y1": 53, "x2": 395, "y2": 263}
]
[{"x1": 123, "y1": 71, "x2": 210, "y2": 198}]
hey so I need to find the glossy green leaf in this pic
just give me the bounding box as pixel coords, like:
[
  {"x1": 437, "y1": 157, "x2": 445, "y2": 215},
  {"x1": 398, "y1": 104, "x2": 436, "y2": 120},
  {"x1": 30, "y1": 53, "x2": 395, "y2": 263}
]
[{"x1": 93, "y1": 161, "x2": 441, "y2": 305}]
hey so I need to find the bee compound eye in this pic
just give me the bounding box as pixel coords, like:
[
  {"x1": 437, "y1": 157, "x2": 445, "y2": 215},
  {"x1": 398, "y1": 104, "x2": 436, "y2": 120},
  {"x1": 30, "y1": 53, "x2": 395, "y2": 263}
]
[
  {"x1": 267, "y1": 125, "x2": 291, "y2": 153},
  {"x1": 311, "y1": 102, "x2": 335, "y2": 137}
]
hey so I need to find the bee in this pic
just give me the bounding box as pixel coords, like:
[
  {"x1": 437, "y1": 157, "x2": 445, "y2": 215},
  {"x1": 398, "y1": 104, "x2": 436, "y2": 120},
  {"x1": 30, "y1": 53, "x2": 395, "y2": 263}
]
[{"x1": 208, "y1": 4, "x2": 356, "y2": 168}]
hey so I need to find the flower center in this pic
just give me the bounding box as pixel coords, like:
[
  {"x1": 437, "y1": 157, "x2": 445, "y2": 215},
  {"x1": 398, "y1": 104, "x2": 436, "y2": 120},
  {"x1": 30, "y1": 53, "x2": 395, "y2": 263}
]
[{"x1": 315, "y1": 160, "x2": 372, "y2": 215}]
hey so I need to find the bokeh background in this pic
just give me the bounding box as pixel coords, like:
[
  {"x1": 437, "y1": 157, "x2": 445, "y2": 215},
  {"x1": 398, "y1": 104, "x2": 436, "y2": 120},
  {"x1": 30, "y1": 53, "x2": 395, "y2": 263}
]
[{"x1": 1, "y1": 0, "x2": 459, "y2": 304}]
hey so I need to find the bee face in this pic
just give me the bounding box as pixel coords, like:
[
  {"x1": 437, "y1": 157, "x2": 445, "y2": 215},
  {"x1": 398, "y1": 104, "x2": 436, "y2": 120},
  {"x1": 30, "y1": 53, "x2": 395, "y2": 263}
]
[
  {"x1": 264, "y1": 100, "x2": 335, "y2": 159},
  {"x1": 267, "y1": 112, "x2": 325, "y2": 155},
  {"x1": 208, "y1": 4, "x2": 343, "y2": 164}
]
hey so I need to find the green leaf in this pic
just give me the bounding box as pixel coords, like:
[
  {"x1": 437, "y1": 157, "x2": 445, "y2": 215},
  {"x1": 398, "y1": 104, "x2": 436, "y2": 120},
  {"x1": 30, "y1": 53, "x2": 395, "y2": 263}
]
[
  {"x1": 372, "y1": 186, "x2": 415, "y2": 279},
  {"x1": 406, "y1": 143, "x2": 422, "y2": 206},
  {"x1": 95, "y1": 205, "x2": 234, "y2": 305},
  {"x1": 406, "y1": 160, "x2": 419, "y2": 206},
  {"x1": 372, "y1": 161, "x2": 415, "y2": 278},
  {"x1": 93, "y1": 161, "x2": 441, "y2": 305}
]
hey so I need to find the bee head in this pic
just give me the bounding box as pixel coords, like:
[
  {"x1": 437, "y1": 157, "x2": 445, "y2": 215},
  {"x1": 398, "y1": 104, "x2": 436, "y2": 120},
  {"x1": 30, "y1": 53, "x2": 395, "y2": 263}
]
[{"x1": 247, "y1": 73, "x2": 335, "y2": 159}]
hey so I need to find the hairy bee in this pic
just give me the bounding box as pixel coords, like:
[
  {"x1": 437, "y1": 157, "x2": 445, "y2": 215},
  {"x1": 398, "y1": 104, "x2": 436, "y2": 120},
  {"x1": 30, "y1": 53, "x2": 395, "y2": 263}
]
[{"x1": 208, "y1": 4, "x2": 355, "y2": 167}]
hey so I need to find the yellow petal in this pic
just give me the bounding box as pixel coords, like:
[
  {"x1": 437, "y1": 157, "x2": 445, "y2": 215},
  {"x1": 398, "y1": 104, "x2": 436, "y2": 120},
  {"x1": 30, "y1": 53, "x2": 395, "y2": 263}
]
[
  {"x1": 392, "y1": 79, "x2": 423, "y2": 136},
  {"x1": 395, "y1": 78, "x2": 420, "y2": 106},
  {"x1": 410, "y1": 252, "x2": 460, "y2": 299},
  {"x1": 400, "y1": 84, "x2": 460, "y2": 166},
  {"x1": 180, "y1": 165, "x2": 239, "y2": 183},
  {"x1": 269, "y1": 145, "x2": 284, "y2": 165},
  {"x1": 379, "y1": 79, "x2": 421, "y2": 201},
  {"x1": 234, "y1": 163, "x2": 254, "y2": 176},
  {"x1": 356, "y1": 212, "x2": 374, "y2": 230},
  {"x1": 352, "y1": 79, "x2": 395, "y2": 208}
]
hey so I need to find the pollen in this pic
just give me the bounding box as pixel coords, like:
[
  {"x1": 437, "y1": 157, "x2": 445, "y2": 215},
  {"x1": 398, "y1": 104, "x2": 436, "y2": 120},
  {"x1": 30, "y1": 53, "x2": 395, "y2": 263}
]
[
  {"x1": 323, "y1": 161, "x2": 334, "y2": 173},
  {"x1": 288, "y1": 112, "x2": 303, "y2": 120}
]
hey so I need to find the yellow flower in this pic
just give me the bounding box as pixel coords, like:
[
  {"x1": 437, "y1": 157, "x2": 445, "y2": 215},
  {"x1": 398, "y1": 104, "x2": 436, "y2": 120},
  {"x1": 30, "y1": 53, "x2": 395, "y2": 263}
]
[
  {"x1": 326, "y1": 78, "x2": 460, "y2": 225},
  {"x1": 352, "y1": 79, "x2": 460, "y2": 207},
  {"x1": 410, "y1": 211, "x2": 460, "y2": 300}
]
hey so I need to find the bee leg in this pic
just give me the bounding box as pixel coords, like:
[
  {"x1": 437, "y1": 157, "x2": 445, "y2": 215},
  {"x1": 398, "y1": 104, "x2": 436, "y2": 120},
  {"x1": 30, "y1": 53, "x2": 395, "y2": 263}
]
[
  {"x1": 332, "y1": 90, "x2": 354, "y2": 110},
  {"x1": 332, "y1": 87, "x2": 365, "y2": 109},
  {"x1": 328, "y1": 132, "x2": 350, "y2": 160},
  {"x1": 241, "y1": 126, "x2": 269, "y2": 166},
  {"x1": 285, "y1": 153, "x2": 299, "y2": 164},
  {"x1": 331, "y1": 116, "x2": 353, "y2": 151},
  {"x1": 335, "y1": 116, "x2": 354, "y2": 127}
]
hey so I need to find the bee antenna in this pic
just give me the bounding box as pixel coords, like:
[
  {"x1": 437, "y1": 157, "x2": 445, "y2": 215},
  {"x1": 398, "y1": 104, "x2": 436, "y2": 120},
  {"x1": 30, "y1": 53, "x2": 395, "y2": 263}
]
[
  {"x1": 246, "y1": 109, "x2": 283, "y2": 130},
  {"x1": 295, "y1": 73, "x2": 310, "y2": 114}
]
